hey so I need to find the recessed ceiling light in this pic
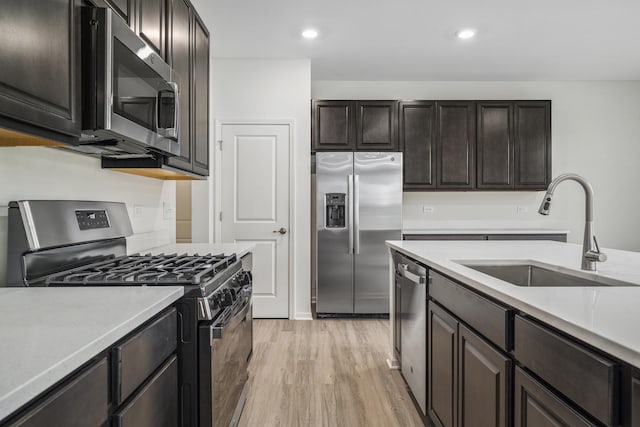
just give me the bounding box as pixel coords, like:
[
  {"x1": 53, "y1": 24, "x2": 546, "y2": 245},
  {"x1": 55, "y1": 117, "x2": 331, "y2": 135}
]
[
  {"x1": 456, "y1": 29, "x2": 476, "y2": 40},
  {"x1": 302, "y1": 29, "x2": 318, "y2": 39}
]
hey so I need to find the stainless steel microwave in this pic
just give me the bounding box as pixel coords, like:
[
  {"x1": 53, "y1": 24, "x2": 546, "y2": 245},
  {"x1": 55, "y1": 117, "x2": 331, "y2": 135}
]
[{"x1": 80, "y1": 7, "x2": 180, "y2": 157}]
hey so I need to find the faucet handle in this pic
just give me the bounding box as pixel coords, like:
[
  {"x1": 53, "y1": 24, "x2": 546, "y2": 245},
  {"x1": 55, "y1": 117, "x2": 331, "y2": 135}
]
[{"x1": 585, "y1": 236, "x2": 607, "y2": 262}]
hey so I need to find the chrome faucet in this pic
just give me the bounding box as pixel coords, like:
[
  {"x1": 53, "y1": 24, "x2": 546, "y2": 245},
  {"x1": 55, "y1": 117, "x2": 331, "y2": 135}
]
[{"x1": 538, "y1": 173, "x2": 607, "y2": 271}]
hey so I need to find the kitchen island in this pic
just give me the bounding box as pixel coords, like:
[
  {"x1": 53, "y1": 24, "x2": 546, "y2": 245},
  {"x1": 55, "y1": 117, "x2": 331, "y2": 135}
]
[
  {"x1": 387, "y1": 240, "x2": 640, "y2": 427},
  {"x1": 0, "y1": 286, "x2": 183, "y2": 422}
]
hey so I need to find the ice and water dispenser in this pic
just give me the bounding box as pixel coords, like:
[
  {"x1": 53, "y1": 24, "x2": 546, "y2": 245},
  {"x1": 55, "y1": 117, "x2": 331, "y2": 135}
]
[{"x1": 325, "y1": 193, "x2": 346, "y2": 228}]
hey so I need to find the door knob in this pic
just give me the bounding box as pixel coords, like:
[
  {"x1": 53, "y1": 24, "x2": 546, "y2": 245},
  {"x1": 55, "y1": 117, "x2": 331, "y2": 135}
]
[{"x1": 273, "y1": 227, "x2": 287, "y2": 235}]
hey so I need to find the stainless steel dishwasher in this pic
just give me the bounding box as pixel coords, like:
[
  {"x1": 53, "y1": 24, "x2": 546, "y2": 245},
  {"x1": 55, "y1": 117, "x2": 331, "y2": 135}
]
[{"x1": 396, "y1": 254, "x2": 428, "y2": 416}]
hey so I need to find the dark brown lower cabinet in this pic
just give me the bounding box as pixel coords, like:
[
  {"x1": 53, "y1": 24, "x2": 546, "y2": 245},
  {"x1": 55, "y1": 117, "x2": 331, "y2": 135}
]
[
  {"x1": 458, "y1": 324, "x2": 511, "y2": 427},
  {"x1": 428, "y1": 302, "x2": 457, "y2": 427},
  {"x1": 428, "y1": 301, "x2": 511, "y2": 427},
  {"x1": 514, "y1": 367, "x2": 596, "y2": 427},
  {"x1": 2, "y1": 309, "x2": 178, "y2": 427},
  {"x1": 6, "y1": 358, "x2": 109, "y2": 427},
  {"x1": 113, "y1": 356, "x2": 178, "y2": 427}
]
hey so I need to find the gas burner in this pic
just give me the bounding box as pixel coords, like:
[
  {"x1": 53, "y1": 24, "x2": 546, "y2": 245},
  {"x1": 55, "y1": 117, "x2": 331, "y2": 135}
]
[{"x1": 45, "y1": 253, "x2": 238, "y2": 287}]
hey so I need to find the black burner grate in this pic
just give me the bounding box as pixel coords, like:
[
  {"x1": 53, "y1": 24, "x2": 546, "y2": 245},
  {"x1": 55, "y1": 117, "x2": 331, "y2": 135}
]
[{"x1": 45, "y1": 253, "x2": 237, "y2": 286}]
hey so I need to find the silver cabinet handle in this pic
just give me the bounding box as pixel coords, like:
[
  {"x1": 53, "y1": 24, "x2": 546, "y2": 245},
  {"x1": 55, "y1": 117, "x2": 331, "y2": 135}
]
[
  {"x1": 398, "y1": 263, "x2": 426, "y2": 284},
  {"x1": 273, "y1": 227, "x2": 287, "y2": 235}
]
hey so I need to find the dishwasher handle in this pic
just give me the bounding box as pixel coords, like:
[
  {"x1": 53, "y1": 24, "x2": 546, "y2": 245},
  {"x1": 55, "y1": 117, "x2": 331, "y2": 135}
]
[{"x1": 398, "y1": 263, "x2": 426, "y2": 285}]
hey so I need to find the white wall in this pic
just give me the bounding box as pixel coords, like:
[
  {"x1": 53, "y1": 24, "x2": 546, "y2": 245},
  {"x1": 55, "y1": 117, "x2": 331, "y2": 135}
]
[
  {"x1": 313, "y1": 81, "x2": 640, "y2": 252},
  {"x1": 212, "y1": 59, "x2": 312, "y2": 319},
  {"x1": 0, "y1": 147, "x2": 176, "y2": 280}
]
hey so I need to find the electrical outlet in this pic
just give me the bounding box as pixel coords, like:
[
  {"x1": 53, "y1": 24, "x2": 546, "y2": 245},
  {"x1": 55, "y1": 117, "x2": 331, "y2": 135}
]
[
  {"x1": 422, "y1": 206, "x2": 435, "y2": 214},
  {"x1": 133, "y1": 205, "x2": 143, "y2": 218},
  {"x1": 163, "y1": 202, "x2": 174, "y2": 220},
  {"x1": 516, "y1": 206, "x2": 529, "y2": 214}
]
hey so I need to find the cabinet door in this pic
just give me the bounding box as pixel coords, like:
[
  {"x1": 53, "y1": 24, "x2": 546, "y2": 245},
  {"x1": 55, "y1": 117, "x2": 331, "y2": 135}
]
[
  {"x1": 191, "y1": 11, "x2": 210, "y2": 176},
  {"x1": 400, "y1": 101, "x2": 436, "y2": 190},
  {"x1": 355, "y1": 100, "x2": 398, "y2": 151},
  {"x1": 7, "y1": 358, "x2": 109, "y2": 427},
  {"x1": 135, "y1": 0, "x2": 165, "y2": 58},
  {"x1": 514, "y1": 101, "x2": 551, "y2": 189},
  {"x1": 631, "y1": 373, "x2": 640, "y2": 427},
  {"x1": 436, "y1": 101, "x2": 476, "y2": 189},
  {"x1": 312, "y1": 100, "x2": 356, "y2": 151},
  {"x1": 514, "y1": 367, "x2": 596, "y2": 427},
  {"x1": 113, "y1": 356, "x2": 178, "y2": 427},
  {"x1": 166, "y1": 0, "x2": 192, "y2": 171},
  {"x1": 477, "y1": 102, "x2": 514, "y2": 189},
  {"x1": 458, "y1": 324, "x2": 511, "y2": 427},
  {"x1": 0, "y1": 0, "x2": 81, "y2": 138},
  {"x1": 104, "y1": 0, "x2": 133, "y2": 24},
  {"x1": 428, "y1": 301, "x2": 458, "y2": 427}
]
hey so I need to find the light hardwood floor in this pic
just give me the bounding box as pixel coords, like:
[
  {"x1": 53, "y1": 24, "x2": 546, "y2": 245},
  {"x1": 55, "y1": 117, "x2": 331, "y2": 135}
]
[{"x1": 238, "y1": 319, "x2": 425, "y2": 427}]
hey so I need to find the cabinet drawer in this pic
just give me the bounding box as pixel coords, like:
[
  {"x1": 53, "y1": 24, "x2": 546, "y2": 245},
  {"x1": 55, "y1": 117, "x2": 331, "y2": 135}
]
[
  {"x1": 113, "y1": 355, "x2": 178, "y2": 427},
  {"x1": 113, "y1": 308, "x2": 177, "y2": 404},
  {"x1": 430, "y1": 271, "x2": 510, "y2": 351},
  {"x1": 8, "y1": 357, "x2": 108, "y2": 427},
  {"x1": 514, "y1": 315, "x2": 617, "y2": 427},
  {"x1": 515, "y1": 367, "x2": 596, "y2": 427}
]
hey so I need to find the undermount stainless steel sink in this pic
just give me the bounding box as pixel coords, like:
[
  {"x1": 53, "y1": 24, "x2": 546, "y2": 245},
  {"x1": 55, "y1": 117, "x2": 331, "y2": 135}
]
[{"x1": 460, "y1": 261, "x2": 635, "y2": 287}]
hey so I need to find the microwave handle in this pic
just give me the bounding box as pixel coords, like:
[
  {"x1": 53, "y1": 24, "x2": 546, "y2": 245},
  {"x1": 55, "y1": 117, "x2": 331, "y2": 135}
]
[{"x1": 157, "y1": 81, "x2": 179, "y2": 139}]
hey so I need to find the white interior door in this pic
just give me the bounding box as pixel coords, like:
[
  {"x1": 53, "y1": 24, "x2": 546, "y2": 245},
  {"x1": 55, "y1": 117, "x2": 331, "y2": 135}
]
[{"x1": 220, "y1": 123, "x2": 290, "y2": 318}]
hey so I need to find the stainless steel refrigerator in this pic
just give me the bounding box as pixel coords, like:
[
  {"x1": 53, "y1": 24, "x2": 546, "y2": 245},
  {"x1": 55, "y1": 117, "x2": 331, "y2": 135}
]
[{"x1": 315, "y1": 152, "x2": 402, "y2": 315}]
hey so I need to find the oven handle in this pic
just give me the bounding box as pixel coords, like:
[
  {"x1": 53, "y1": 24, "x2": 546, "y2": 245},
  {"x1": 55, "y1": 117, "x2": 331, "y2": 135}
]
[{"x1": 209, "y1": 299, "x2": 251, "y2": 342}]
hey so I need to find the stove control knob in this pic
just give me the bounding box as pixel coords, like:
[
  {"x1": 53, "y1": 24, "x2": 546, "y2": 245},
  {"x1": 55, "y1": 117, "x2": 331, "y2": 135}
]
[
  {"x1": 211, "y1": 294, "x2": 223, "y2": 309},
  {"x1": 237, "y1": 271, "x2": 252, "y2": 286},
  {"x1": 221, "y1": 290, "x2": 234, "y2": 307}
]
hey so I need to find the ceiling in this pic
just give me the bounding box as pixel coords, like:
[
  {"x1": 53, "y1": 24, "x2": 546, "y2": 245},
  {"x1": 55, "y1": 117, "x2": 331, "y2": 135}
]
[{"x1": 195, "y1": 0, "x2": 640, "y2": 81}]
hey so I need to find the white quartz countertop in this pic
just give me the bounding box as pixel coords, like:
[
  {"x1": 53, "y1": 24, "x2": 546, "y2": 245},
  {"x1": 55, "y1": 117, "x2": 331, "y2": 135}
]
[
  {"x1": 386, "y1": 240, "x2": 640, "y2": 368},
  {"x1": 402, "y1": 228, "x2": 570, "y2": 235},
  {"x1": 0, "y1": 286, "x2": 183, "y2": 421},
  {"x1": 138, "y1": 242, "x2": 255, "y2": 259}
]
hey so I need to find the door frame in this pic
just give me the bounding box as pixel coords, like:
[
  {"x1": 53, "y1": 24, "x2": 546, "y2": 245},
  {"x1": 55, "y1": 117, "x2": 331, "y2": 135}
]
[{"x1": 214, "y1": 119, "x2": 296, "y2": 319}]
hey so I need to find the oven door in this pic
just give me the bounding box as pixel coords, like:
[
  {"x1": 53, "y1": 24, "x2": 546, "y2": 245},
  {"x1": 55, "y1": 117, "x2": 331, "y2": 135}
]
[
  {"x1": 198, "y1": 296, "x2": 252, "y2": 427},
  {"x1": 89, "y1": 8, "x2": 180, "y2": 156}
]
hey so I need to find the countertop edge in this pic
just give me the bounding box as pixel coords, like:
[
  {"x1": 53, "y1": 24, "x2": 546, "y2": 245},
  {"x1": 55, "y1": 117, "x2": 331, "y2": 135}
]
[
  {"x1": 402, "y1": 228, "x2": 571, "y2": 235},
  {"x1": 386, "y1": 241, "x2": 640, "y2": 369},
  {"x1": 0, "y1": 287, "x2": 184, "y2": 421}
]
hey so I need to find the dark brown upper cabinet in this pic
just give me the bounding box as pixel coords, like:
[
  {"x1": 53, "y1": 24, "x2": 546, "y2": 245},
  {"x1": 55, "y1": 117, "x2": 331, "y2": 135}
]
[
  {"x1": 436, "y1": 101, "x2": 476, "y2": 190},
  {"x1": 514, "y1": 101, "x2": 551, "y2": 190},
  {"x1": 312, "y1": 100, "x2": 356, "y2": 151},
  {"x1": 165, "y1": 0, "x2": 191, "y2": 172},
  {"x1": 165, "y1": 0, "x2": 209, "y2": 176},
  {"x1": 399, "y1": 101, "x2": 436, "y2": 190},
  {"x1": 355, "y1": 100, "x2": 398, "y2": 151},
  {"x1": 477, "y1": 102, "x2": 515, "y2": 189},
  {"x1": 0, "y1": 0, "x2": 82, "y2": 141},
  {"x1": 191, "y1": 11, "x2": 210, "y2": 176},
  {"x1": 104, "y1": 0, "x2": 133, "y2": 25},
  {"x1": 135, "y1": 0, "x2": 166, "y2": 58}
]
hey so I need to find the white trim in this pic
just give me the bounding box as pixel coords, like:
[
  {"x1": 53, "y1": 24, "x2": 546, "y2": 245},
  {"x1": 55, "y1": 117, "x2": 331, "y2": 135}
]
[
  {"x1": 295, "y1": 312, "x2": 314, "y2": 321},
  {"x1": 214, "y1": 118, "x2": 296, "y2": 320}
]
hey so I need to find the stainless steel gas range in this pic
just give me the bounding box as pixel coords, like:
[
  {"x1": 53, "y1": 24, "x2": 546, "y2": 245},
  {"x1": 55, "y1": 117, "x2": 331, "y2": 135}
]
[{"x1": 6, "y1": 200, "x2": 252, "y2": 427}]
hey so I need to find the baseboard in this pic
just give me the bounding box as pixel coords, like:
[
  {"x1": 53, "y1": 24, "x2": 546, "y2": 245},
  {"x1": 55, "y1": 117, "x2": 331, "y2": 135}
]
[
  {"x1": 387, "y1": 358, "x2": 400, "y2": 369},
  {"x1": 294, "y1": 312, "x2": 313, "y2": 320}
]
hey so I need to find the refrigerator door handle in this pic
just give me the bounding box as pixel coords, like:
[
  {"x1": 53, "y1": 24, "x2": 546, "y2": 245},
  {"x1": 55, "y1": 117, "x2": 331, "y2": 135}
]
[
  {"x1": 348, "y1": 174, "x2": 354, "y2": 254},
  {"x1": 354, "y1": 174, "x2": 360, "y2": 254}
]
